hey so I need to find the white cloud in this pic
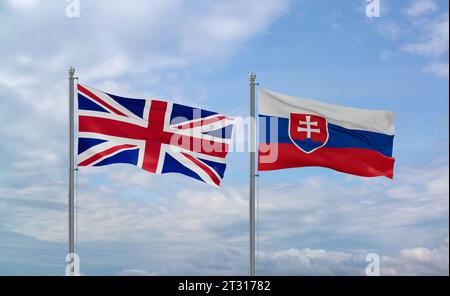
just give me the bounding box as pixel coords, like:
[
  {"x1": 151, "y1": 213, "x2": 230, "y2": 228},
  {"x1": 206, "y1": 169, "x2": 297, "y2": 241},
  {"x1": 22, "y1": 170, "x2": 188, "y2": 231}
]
[
  {"x1": 380, "y1": 50, "x2": 397, "y2": 61},
  {"x1": 257, "y1": 239, "x2": 449, "y2": 275},
  {"x1": 376, "y1": 21, "x2": 403, "y2": 40},
  {"x1": 403, "y1": 0, "x2": 438, "y2": 17},
  {"x1": 1, "y1": 152, "x2": 447, "y2": 275},
  {"x1": 6, "y1": 0, "x2": 40, "y2": 9},
  {"x1": 0, "y1": 0, "x2": 289, "y2": 117},
  {"x1": 0, "y1": 153, "x2": 447, "y2": 275},
  {"x1": 401, "y1": 13, "x2": 449, "y2": 57},
  {"x1": 423, "y1": 62, "x2": 449, "y2": 78},
  {"x1": 382, "y1": 239, "x2": 449, "y2": 275},
  {"x1": 374, "y1": 3, "x2": 449, "y2": 79},
  {"x1": 258, "y1": 247, "x2": 358, "y2": 275}
]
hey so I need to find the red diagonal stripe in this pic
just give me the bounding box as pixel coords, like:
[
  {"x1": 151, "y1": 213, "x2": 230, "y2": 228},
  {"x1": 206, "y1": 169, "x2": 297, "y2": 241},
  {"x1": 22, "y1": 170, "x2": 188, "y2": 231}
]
[
  {"x1": 181, "y1": 152, "x2": 220, "y2": 186},
  {"x1": 79, "y1": 144, "x2": 136, "y2": 166},
  {"x1": 78, "y1": 84, "x2": 127, "y2": 117}
]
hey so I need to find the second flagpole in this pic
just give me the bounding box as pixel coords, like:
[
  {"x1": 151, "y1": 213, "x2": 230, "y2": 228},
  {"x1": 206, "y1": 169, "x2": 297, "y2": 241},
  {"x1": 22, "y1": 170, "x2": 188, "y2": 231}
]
[
  {"x1": 68, "y1": 67, "x2": 76, "y2": 276},
  {"x1": 249, "y1": 73, "x2": 257, "y2": 276}
]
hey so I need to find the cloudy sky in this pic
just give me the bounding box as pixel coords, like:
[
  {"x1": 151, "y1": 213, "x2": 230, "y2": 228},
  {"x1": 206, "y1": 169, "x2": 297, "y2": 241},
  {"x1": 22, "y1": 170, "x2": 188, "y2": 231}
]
[{"x1": 0, "y1": 0, "x2": 448, "y2": 275}]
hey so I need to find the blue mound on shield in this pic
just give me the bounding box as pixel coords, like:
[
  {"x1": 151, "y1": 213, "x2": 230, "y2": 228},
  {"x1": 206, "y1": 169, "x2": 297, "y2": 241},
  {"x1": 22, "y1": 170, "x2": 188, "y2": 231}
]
[{"x1": 293, "y1": 138, "x2": 324, "y2": 153}]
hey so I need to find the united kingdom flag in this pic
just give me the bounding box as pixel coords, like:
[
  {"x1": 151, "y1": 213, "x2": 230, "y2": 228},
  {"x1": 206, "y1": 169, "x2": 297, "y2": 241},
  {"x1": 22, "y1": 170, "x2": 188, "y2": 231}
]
[{"x1": 77, "y1": 84, "x2": 234, "y2": 187}]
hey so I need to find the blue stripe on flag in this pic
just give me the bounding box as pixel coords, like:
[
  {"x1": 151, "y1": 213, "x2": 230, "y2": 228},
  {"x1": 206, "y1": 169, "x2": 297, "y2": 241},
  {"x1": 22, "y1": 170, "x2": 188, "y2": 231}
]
[
  {"x1": 259, "y1": 115, "x2": 394, "y2": 157},
  {"x1": 170, "y1": 103, "x2": 217, "y2": 124},
  {"x1": 198, "y1": 158, "x2": 226, "y2": 178},
  {"x1": 78, "y1": 138, "x2": 107, "y2": 154},
  {"x1": 93, "y1": 148, "x2": 139, "y2": 166},
  {"x1": 78, "y1": 93, "x2": 108, "y2": 113},
  {"x1": 107, "y1": 93, "x2": 146, "y2": 118},
  {"x1": 202, "y1": 125, "x2": 233, "y2": 139},
  {"x1": 162, "y1": 153, "x2": 205, "y2": 183}
]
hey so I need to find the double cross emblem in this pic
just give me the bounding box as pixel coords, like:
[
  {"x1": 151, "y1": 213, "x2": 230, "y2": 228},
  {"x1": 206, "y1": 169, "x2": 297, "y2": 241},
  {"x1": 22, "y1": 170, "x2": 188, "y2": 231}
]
[
  {"x1": 297, "y1": 115, "x2": 321, "y2": 139},
  {"x1": 289, "y1": 113, "x2": 329, "y2": 154}
]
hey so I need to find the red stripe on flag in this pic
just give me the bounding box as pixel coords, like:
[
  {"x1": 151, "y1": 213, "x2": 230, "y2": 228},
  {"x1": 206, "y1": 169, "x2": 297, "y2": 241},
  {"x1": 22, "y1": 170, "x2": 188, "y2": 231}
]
[
  {"x1": 142, "y1": 100, "x2": 167, "y2": 173},
  {"x1": 258, "y1": 143, "x2": 395, "y2": 179},
  {"x1": 79, "y1": 115, "x2": 229, "y2": 159},
  {"x1": 78, "y1": 84, "x2": 127, "y2": 117},
  {"x1": 78, "y1": 144, "x2": 136, "y2": 167},
  {"x1": 181, "y1": 152, "x2": 221, "y2": 186}
]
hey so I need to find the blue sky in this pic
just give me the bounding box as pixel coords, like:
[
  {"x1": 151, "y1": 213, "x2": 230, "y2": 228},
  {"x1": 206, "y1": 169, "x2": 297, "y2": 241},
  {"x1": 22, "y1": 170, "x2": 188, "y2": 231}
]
[{"x1": 0, "y1": 0, "x2": 448, "y2": 275}]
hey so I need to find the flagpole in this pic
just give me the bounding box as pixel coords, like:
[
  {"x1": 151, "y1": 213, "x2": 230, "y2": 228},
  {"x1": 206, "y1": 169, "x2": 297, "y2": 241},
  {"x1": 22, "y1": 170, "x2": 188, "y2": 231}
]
[
  {"x1": 68, "y1": 67, "x2": 75, "y2": 276},
  {"x1": 249, "y1": 72, "x2": 257, "y2": 276}
]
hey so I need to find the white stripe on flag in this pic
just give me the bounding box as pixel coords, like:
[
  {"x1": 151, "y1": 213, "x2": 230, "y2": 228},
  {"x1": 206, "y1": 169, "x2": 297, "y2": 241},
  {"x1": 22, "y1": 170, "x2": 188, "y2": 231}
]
[{"x1": 259, "y1": 88, "x2": 395, "y2": 135}]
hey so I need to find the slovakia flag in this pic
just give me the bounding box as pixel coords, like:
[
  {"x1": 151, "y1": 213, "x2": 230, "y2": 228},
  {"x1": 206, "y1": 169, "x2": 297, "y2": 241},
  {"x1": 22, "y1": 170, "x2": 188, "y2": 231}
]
[{"x1": 258, "y1": 89, "x2": 395, "y2": 179}]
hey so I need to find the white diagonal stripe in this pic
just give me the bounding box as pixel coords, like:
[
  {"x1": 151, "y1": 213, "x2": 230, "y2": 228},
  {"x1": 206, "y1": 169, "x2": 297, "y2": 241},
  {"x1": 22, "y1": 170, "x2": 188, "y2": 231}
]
[
  {"x1": 167, "y1": 149, "x2": 220, "y2": 187},
  {"x1": 79, "y1": 84, "x2": 146, "y2": 122},
  {"x1": 78, "y1": 109, "x2": 148, "y2": 127}
]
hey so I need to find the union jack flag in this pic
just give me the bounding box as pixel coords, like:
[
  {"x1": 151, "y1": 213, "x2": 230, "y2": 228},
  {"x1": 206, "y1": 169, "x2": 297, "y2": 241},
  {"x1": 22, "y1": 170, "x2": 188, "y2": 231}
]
[{"x1": 77, "y1": 84, "x2": 234, "y2": 187}]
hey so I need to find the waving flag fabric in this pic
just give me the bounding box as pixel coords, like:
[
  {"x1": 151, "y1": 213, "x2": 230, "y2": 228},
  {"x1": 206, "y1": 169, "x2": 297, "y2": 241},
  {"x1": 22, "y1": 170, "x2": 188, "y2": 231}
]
[
  {"x1": 258, "y1": 89, "x2": 395, "y2": 178},
  {"x1": 77, "y1": 84, "x2": 234, "y2": 187}
]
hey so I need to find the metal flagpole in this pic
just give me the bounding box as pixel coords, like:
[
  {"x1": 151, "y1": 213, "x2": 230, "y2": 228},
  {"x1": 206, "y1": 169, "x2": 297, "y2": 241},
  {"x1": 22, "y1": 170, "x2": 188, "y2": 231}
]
[
  {"x1": 68, "y1": 67, "x2": 76, "y2": 276},
  {"x1": 249, "y1": 72, "x2": 257, "y2": 276}
]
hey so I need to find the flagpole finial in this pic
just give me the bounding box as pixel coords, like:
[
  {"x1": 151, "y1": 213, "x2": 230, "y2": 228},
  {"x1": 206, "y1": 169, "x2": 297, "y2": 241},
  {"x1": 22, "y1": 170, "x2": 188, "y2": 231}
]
[
  {"x1": 68, "y1": 67, "x2": 75, "y2": 77},
  {"x1": 249, "y1": 72, "x2": 256, "y2": 82}
]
